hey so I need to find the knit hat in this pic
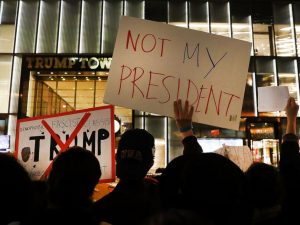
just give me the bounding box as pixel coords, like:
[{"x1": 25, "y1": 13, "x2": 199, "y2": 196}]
[{"x1": 116, "y1": 129, "x2": 155, "y2": 180}]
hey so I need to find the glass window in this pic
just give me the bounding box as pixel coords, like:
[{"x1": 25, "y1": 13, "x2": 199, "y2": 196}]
[
  {"x1": 242, "y1": 73, "x2": 256, "y2": 117},
  {"x1": 76, "y1": 77, "x2": 94, "y2": 109},
  {"x1": 0, "y1": 1, "x2": 17, "y2": 24},
  {"x1": 168, "y1": 1, "x2": 187, "y2": 28},
  {"x1": 34, "y1": 79, "x2": 43, "y2": 116},
  {"x1": 36, "y1": 0, "x2": 60, "y2": 53},
  {"x1": 79, "y1": 0, "x2": 102, "y2": 53},
  {"x1": 255, "y1": 58, "x2": 276, "y2": 87},
  {"x1": 230, "y1": 2, "x2": 252, "y2": 45},
  {"x1": 101, "y1": 0, "x2": 122, "y2": 54},
  {"x1": 0, "y1": 55, "x2": 12, "y2": 113},
  {"x1": 189, "y1": 1, "x2": 209, "y2": 32},
  {"x1": 0, "y1": 1, "x2": 17, "y2": 53},
  {"x1": 9, "y1": 56, "x2": 21, "y2": 114},
  {"x1": 15, "y1": 0, "x2": 39, "y2": 53},
  {"x1": 242, "y1": 58, "x2": 256, "y2": 116},
  {"x1": 145, "y1": 116, "x2": 166, "y2": 172},
  {"x1": 95, "y1": 76, "x2": 106, "y2": 107},
  {"x1": 8, "y1": 115, "x2": 17, "y2": 151},
  {"x1": 58, "y1": 0, "x2": 81, "y2": 53},
  {"x1": 125, "y1": 0, "x2": 144, "y2": 19},
  {"x1": 252, "y1": 2, "x2": 274, "y2": 56},
  {"x1": 57, "y1": 80, "x2": 75, "y2": 109},
  {"x1": 293, "y1": 3, "x2": 300, "y2": 55},
  {"x1": 255, "y1": 58, "x2": 277, "y2": 116},
  {"x1": 134, "y1": 115, "x2": 143, "y2": 129},
  {"x1": 145, "y1": 0, "x2": 167, "y2": 22},
  {"x1": 0, "y1": 25, "x2": 15, "y2": 53},
  {"x1": 277, "y1": 58, "x2": 298, "y2": 104},
  {"x1": 43, "y1": 79, "x2": 57, "y2": 115},
  {"x1": 273, "y1": 3, "x2": 296, "y2": 56},
  {"x1": 210, "y1": 2, "x2": 231, "y2": 37}
]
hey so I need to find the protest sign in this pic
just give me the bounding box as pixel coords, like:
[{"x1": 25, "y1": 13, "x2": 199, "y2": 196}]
[
  {"x1": 258, "y1": 86, "x2": 290, "y2": 112},
  {"x1": 15, "y1": 105, "x2": 115, "y2": 182},
  {"x1": 104, "y1": 16, "x2": 251, "y2": 130}
]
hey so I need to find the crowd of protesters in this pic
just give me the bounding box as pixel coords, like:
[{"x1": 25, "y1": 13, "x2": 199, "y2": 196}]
[{"x1": 1, "y1": 97, "x2": 300, "y2": 225}]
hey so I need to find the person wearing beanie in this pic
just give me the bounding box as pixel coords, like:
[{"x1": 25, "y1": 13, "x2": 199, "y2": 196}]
[{"x1": 93, "y1": 128, "x2": 161, "y2": 225}]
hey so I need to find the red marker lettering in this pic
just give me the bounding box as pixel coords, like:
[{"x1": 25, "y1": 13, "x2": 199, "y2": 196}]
[
  {"x1": 118, "y1": 65, "x2": 132, "y2": 95},
  {"x1": 223, "y1": 92, "x2": 240, "y2": 116},
  {"x1": 160, "y1": 76, "x2": 175, "y2": 104},
  {"x1": 131, "y1": 67, "x2": 145, "y2": 98},
  {"x1": 205, "y1": 86, "x2": 222, "y2": 115},
  {"x1": 195, "y1": 85, "x2": 207, "y2": 112},
  {"x1": 158, "y1": 38, "x2": 171, "y2": 57},
  {"x1": 126, "y1": 30, "x2": 140, "y2": 51},
  {"x1": 146, "y1": 71, "x2": 165, "y2": 99},
  {"x1": 186, "y1": 79, "x2": 199, "y2": 105},
  {"x1": 141, "y1": 33, "x2": 157, "y2": 53}
]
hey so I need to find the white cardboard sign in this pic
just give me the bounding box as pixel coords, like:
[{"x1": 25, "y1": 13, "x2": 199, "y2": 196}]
[
  {"x1": 15, "y1": 106, "x2": 115, "y2": 182},
  {"x1": 104, "y1": 16, "x2": 251, "y2": 130},
  {"x1": 258, "y1": 86, "x2": 290, "y2": 112}
]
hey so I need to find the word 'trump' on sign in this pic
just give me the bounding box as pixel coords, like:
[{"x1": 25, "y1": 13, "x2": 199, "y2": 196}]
[{"x1": 15, "y1": 105, "x2": 115, "y2": 182}]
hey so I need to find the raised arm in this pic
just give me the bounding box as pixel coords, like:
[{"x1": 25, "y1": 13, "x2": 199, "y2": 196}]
[
  {"x1": 285, "y1": 97, "x2": 299, "y2": 135},
  {"x1": 173, "y1": 99, "x2": 202, "y2": 154}
]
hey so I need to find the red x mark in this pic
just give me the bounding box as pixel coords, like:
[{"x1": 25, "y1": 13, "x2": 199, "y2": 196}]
[{"x1": 40, "y1": 112, "x2": 91, "y2": 179}]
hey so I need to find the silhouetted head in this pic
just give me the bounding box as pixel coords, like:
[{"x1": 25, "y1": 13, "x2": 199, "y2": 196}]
[
  {"x1": 160, "y1": 153, "x2": 250, "y2": 225},
  {"x1": 116, "y1": 128, "x2": 155, "y2": 180},
  {"x1": 246, "y1": 162, "x2": 283, "y2": 209},
  {"x1": 0, "y1": 153, "x2": 34, "y2": 224},
  {"x1": 48, "y1": 146, "x2": 101, "y2": 207}
]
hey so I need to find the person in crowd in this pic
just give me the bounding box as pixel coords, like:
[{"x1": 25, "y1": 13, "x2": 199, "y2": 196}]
[
  {"x1": 245, "y1": 162, "x2": 284, "y2": 225},
  {"x1": 44, "y1": 146, "x2": 101, "y2": 225},
  {"x1": 0, "y1": 153, "x2": 35, "y2": 225},
  {"x1": 159, "y1": 99, "x2": 252, "y2": 225},
  {"x1": 279, "y1": 97, "x2": 300, "y2": 224},
  {"x1": 93, "y1": 128, "x2": 161, "y2": 225}
]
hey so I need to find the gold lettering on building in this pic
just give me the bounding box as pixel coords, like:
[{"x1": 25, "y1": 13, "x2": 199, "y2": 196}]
[
  {"x1": 26, "y1": 57, "x2": 112, "y2": 70},
  {"x1": 54, "y1": 57, "x2": 67, "y2": 68}
]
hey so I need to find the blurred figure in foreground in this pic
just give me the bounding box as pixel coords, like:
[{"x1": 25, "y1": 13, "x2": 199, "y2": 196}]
[
  {"x1": 279, "y1": 97, "x2": 300, "y2": 224},
  {"x1": 159, "y1": 99, "x2": 251, "y2": 225},
  {"x1": 45, "y1": 146, "x2": 101, "y2": 225},
  {"x1": 246, "y1": 162, "x2": 284, "y2": 225},
  {"x1": 93, "y1": 128, "x2": 161, "y2": 225},
  {"x1": 0, "y1": 153, "x2": 34, "y2": 225}
]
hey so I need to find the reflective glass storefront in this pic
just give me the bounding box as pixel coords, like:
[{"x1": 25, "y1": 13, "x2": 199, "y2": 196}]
[{"x1": 2, "y1": 0, "x2": 300, "y2": 167}]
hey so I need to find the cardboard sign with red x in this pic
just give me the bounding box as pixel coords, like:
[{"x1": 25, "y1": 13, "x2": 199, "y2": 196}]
[{"x1": 15, "y1": 105, "x2": 115, "y2": 182}]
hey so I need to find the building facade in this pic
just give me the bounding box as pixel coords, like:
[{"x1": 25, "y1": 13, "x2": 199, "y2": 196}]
[{"x1": 1, "y1": 0, "x2": 300, "y2": 169}]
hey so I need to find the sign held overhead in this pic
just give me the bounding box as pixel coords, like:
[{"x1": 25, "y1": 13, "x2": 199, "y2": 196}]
[
  {"x1": 258, "y1": 86, "x2": 290, "y2": 112},
  {"x1": 15, "y1": 106, "x2": 115, "y2": 182},
  {"x1": 104, "y1": 16, "x2": 252, "y2": 130}
]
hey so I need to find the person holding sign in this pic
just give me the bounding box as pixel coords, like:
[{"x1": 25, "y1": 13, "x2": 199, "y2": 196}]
[
  {"x1": 159, "y1": 99, "x2": 251, "y2": 225},
  {"x1": 279, "y1": 97, "x2": 300, "y2": 224}
]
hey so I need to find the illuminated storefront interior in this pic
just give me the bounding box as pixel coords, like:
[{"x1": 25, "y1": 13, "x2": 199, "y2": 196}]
[{"x1": 1, "y1": 0, "x2": 300, "y2": 168}]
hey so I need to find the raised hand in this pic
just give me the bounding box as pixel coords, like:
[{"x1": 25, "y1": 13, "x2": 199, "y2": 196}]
[
  {"x1": 173, "y1": 99, "x2": 194, "y2": 134},
  {"x1": 285, "y1": 97, "x2": 299, "y2": 120},
  {"x1": 285, "y1": 97, "x2": 299, "y2": 135}
]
